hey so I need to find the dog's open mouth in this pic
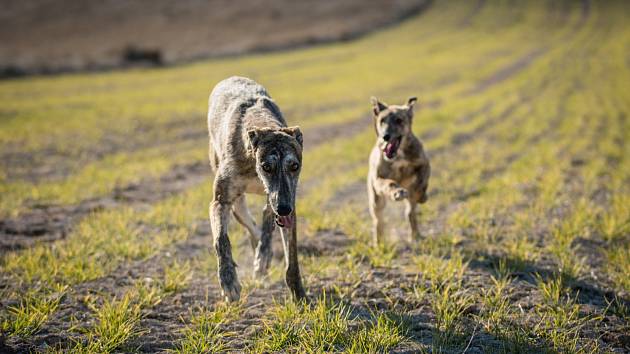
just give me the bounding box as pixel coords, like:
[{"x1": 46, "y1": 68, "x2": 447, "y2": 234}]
[
  {"x1": 383, "y1": 137, "x2": 401, "y2": 159},
  {"x1": 275, "y1": 214, "x2": 294, "y2": 229}
]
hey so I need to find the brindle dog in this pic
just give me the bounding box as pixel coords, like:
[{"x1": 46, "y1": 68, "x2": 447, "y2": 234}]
[
  {"x1": 367, "y1": 96, "x2": 431, "y2": 246},
  {"x1": 207, "y1": 76, "x2": 305, "y2": 302}
]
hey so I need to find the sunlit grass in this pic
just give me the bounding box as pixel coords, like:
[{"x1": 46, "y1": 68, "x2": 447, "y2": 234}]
[
  {"x1": 597, "y1": 193, "x2": 630, "y2": 243},
  {"x1": 605, "y1": 247, "x2": 630, "y2": 292},
  {"x1": 162, "y1": 259, "x2": 193, "y2": 294},
  {"x1": 71, "y1": 292, "x2": 145, "y2": 353},
  {"x1": 1, "y1": 285, "x2": 67, "y2": 338},
  {"x1": 253, "y1": 297, "x2": 407, "y2": 352},
  {"x1": 0, "y1": 0, "x2": 629, "y2": 351},
  {"x1": 171, "y1": 304, "x2": 241, "y2": 354},
  {"x1": 532, "y1": 275, "x2": 603, "y2": 354}
]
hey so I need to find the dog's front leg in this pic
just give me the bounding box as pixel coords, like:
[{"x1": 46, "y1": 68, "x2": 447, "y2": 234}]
[
  {"x1": 253, "y1": 203, "x2": 275, "y2": 279},
  {"x1": 210, "y1": 199, "x2": 241, "y2": 302},
  {"x1": 232, "y1": 195, "x2": 261, "y2": 251},
  {"x1": 279, "y1": 218, "x2": 306, "y2": 301},
  {"x1": 373, "y1": 177, "x2": 408, "y2": 201}
]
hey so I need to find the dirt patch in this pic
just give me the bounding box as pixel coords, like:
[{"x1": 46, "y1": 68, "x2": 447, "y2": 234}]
[
  {"x1": 295, "y1": 229, "x2": 355, "y2": 258},
  {"x1": 0, "y1": 199, "x2": 112, "y2": 253},
  {"x1": 0, "y1": 0, "x2": 431, "y2": 78},
  {"x1": 0, "y1": 162, "x2": 209, "y2": 253}
]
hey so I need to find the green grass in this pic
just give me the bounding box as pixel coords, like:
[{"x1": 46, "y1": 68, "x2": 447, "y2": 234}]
[
  {"x1": 1, "y1": 285, "x2": 67, "y2": 337},
  {"x1": 62, "y1": 271, "x2": 187, "y2": 353},
  {"x1": 346, "y1": 313, "x2": 407, "y2": 354},
  {"x1": 171, "y1": 304, "x2": 241, "y2": 354},
  {"x1": 1, "y1": 0, "x2": 630, "y2": 351},
  {"x1": 71, "y1": 292, "x2": 145, "y2": 353},
  {"x1": 162, "y1": 259, "x2": 193, "y2": 294},
  {"x1": 597, "y1": 193, "x2": 630, "y2": 243},
  {"x1": 253, "y1": 297, "x2": 407, "y2": 353}
]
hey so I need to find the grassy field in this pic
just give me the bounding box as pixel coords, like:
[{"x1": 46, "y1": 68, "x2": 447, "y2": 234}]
[{"x1": 1, "y1": 0, "x2": 630, "y2": 352}]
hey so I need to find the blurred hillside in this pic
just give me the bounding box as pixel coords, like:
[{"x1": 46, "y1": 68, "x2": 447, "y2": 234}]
[{"x1": 0, "y1": 0, "x2": 429, "y2": 77}]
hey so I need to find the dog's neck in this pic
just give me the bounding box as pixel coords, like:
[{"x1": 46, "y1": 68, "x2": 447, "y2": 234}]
[
  {"x1": 243, "y1": 109, "x2": 284, "y2": 131},
  {"x1": 402, "y1": 131, "x2": 417, "y2": 146},
  {"x1": 397, "y1": 133, "x2": 413, "y2": 158}
]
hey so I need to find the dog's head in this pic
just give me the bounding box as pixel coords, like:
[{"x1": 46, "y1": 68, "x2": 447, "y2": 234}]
[
  {"x1": 371, "y1": 96, "x2": 417, "y2": 161},
  {"x1": 247, "y1": 126, "x2": 303, "y2": 229}
]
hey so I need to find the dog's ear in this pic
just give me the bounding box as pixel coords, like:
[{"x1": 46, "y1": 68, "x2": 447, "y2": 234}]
[
  {"x1": 247, "y1": 129, "x2": 261, "y2": 151},
  {"x1": 371, "y1": 96, "x2": 388, "y2": 116},
  {"x1": 248, "y1": 128, "x2": 275, "y2": 151},
  {"x1": 282, "y1": 126, "x2": 303, "y2": 147},
  {"x1": 406, "y1": 97, "x2": 418, "y2": 118}
]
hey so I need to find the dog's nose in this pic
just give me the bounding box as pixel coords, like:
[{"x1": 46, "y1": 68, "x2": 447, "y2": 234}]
[
  {"x1": 383, "y1": 133, "x2": 391, "y2": 141},
  {"x1": 277, "y1": 204, "x2": 292, "y2": 216}
]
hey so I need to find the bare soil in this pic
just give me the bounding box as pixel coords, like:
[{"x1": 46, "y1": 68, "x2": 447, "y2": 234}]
[
  {"x1": 0, "y1": 0, "x2": 430, "y2": 78},
  {"x1": 0, "y1": 162, "x2": 208, "y2": 253}
]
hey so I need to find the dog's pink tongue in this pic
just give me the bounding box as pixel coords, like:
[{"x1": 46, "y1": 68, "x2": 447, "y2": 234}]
[
  {"x1": 280, "y1": 215, "x2": 294, "y2": 229},
  {"x1": 384, "y1": 142, "x2": 395, "y2": 158}
]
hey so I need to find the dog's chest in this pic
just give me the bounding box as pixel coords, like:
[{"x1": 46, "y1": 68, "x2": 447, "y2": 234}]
[
  {"x1": 390, "y1": 159, "x2": 409, "y2": 171},
  {"x1": 384, "y1": 158, "x2": 416, "y2": 181}
]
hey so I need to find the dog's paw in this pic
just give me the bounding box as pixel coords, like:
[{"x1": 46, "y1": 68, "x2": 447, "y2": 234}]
[
  {"x1": 291, "y1": 284, "x2": 307, "y2": 302},
  {"x1": 391, "y1": 187, "x2": 409, "y2": 201},
  {"x1": 221, "y1": 281, "x2": 242, "y2": 303},
  {"x1": 218, "y1": 264, "x2": 241, "y2": 302}
]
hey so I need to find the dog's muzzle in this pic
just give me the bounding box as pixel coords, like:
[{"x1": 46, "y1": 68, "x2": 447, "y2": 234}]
[
  {"x1": 275, "y1": 214, "x2": 294, "y2": 229},
  {"x1": 382, "y1": 136, "x2": 401, "y2": 159}
]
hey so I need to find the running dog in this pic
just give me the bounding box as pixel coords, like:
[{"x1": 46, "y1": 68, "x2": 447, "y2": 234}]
[
  {"x1": 207, "y1": 76, "x2": 305, "y2": 302},
  {"x1": 367, "y1": 96, "x2": 430, "y2": 246}
]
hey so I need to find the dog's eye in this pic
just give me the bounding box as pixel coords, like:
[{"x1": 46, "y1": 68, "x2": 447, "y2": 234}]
[
  {"x1": 395, "y1": 117, "x2": 403, "y2": 124},
  {"x1": 290, "y1": 162, "x2": 300, "y2": 171},
  {"x1": 261, "y1": 163, "x2": 272, "y2": 172}
]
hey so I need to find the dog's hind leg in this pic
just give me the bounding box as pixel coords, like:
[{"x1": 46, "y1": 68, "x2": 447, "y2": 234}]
[
  {"x1": 368, "y1": 180, "x2": 387, "y2": 246},
  {"x1": 279, "y1": 217, "x2": 306, "y2": 301},
  {"x1": 253, "y1": 203, "x2": 275, "y2": 279},
  {"x1": 232, "y1": 195, "x2": 261, "y2": 251},
  {"x1": 405, "y1": 197, "x2": 421, "y2": 241}
]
